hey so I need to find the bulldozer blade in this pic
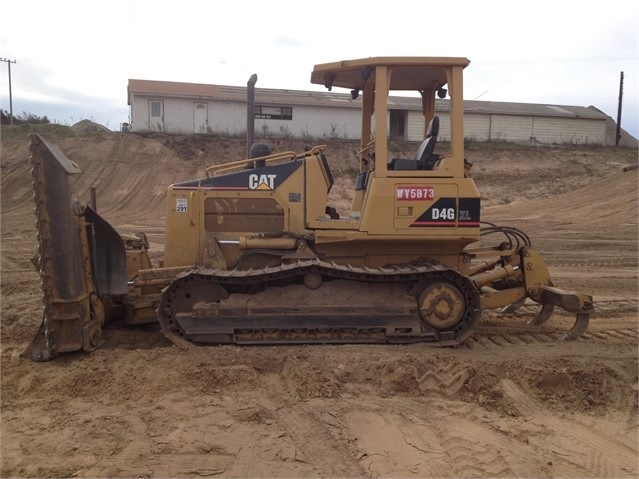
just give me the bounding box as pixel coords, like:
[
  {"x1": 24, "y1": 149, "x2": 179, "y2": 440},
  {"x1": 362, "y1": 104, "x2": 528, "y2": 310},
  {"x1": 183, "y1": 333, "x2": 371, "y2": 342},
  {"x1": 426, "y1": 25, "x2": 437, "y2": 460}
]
[
  {"x1": 85, "y1": 207, "x2": 127, "y2": 296},
  {"x1": 27, "y1": 134, "x2": 126, "y2": 360},
  {"x1": 21, "y1": 321, "x2": 54, "y2": 361}
]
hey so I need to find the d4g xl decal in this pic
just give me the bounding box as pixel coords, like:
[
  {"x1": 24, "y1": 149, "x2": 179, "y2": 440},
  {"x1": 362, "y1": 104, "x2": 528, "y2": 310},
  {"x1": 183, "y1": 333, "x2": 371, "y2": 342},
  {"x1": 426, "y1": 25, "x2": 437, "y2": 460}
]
[{"x1": 411, "y1": 198, "x2": 480, "y2": 227}]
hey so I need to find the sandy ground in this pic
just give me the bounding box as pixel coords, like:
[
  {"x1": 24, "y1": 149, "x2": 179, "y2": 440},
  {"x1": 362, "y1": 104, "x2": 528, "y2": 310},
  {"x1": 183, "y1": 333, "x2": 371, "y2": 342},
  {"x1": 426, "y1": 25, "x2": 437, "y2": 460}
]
[{"x1": 1, "y1": 129, "x2": 638, "y2": 478}]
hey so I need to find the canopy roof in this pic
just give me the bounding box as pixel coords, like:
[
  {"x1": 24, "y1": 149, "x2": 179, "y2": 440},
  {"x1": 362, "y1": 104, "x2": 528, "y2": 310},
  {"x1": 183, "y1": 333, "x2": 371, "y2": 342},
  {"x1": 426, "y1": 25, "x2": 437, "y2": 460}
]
[{"x1": 310, "y1": 57, "x2": 470, "y2": 92}]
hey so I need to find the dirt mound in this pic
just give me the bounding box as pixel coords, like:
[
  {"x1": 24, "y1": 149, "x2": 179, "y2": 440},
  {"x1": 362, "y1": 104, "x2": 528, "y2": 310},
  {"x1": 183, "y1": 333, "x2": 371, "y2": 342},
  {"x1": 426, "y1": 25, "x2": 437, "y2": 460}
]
[
  {"x1": 70, "y1": 119, "x2": 111, "y2": 134},
  {"x1": 485, "y1": 167, "x2": 638, "y2": 225},
  {"x1": 1, "y1": 132, "x2": 637, "y2": 478}
]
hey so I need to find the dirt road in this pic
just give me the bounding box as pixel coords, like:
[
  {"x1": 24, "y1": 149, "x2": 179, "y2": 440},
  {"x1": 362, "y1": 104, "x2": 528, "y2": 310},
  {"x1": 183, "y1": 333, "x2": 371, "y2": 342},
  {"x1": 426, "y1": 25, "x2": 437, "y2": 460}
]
[{"x1": 1, "y1": 129, "x2": 637, "y2": 478}]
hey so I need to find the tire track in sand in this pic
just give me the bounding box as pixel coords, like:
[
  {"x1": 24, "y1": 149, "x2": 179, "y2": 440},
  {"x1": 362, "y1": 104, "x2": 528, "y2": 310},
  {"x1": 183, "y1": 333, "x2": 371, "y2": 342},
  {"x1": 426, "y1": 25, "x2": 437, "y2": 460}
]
[{"x1": 499, "y1": 379, "x2": 638, "y2": 478}]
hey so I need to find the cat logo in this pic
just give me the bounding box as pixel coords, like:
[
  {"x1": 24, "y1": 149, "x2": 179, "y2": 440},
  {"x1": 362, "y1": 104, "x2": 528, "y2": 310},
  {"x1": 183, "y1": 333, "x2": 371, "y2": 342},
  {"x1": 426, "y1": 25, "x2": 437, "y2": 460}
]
[{"x1": 249, "y1": 173, "x2": 277, "y2": 190}]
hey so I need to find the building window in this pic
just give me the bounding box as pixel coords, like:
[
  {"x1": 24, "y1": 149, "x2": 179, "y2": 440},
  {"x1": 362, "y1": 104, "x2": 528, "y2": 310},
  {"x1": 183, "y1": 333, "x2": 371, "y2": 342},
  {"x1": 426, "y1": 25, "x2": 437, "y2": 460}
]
[
  {"x1": 255, "y1": 106, "x2": 292, "y2": 120},
  {"x1": 150, "y1": 101, "x2": 162, "y2": 117}
]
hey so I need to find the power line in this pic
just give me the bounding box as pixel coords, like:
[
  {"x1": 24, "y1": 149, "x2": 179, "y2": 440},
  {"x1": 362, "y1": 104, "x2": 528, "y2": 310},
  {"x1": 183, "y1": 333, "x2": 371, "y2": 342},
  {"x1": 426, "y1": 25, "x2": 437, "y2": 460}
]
[
  {"x1": 472, "y1": 90, "x2": 489, "y2": 101},
  {"x1": 0, "y1": 57, "x2": 17, "y2": 124}
]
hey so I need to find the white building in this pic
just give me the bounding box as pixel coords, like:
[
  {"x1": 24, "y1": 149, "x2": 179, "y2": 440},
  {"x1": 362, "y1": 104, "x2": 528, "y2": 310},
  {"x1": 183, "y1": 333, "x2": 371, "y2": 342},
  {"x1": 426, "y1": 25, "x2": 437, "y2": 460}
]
[{"x1": 128, "y1": 79, "x2": 611, "y2": 145}]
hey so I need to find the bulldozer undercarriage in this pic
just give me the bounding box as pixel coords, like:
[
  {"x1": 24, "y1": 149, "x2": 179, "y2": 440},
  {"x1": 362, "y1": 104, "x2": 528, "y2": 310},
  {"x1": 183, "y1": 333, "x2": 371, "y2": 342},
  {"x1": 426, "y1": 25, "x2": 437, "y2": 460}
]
[{"x1": 158, "y1": 260, "x2": 482, "y2": 346}]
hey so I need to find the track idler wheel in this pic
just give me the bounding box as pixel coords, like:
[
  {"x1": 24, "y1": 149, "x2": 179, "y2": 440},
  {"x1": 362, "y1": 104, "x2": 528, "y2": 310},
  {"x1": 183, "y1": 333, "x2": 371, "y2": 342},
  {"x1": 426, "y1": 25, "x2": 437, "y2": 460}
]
[
  {"x1": 418, "y1": 282, "x2": 466, "y2": 330},
  {"x1": 159, "y1": 274, "x2": 229, "y2": 346}
]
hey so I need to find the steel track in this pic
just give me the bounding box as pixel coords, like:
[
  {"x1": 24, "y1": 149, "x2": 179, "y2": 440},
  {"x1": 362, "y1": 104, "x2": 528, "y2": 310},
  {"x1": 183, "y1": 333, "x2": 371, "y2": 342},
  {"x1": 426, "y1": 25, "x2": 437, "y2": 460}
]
[{"x1": 158, "y1": 259, "x2": 482, "y2": 347}]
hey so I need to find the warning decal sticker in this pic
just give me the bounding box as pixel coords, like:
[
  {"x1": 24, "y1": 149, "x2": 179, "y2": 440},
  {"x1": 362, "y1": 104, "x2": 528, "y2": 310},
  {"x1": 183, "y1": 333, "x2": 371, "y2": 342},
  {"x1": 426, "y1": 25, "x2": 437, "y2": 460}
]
[{"x1": 175, "y1": 198, "x2": 188, "y2": 213}]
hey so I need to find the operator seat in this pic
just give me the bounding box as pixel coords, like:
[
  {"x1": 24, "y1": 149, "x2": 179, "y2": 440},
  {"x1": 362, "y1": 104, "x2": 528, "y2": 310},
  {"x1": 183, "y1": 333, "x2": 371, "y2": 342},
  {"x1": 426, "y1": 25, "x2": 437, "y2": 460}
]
[
  {"x1": 415, "y1": 116, "x2": 439, "y2": 166},
  {"x1": 247, "y1": 142, "x2": 271, "y2": 168},
  {"x1": 388, "y1": 115, "x2": 440, "y2": 171}
]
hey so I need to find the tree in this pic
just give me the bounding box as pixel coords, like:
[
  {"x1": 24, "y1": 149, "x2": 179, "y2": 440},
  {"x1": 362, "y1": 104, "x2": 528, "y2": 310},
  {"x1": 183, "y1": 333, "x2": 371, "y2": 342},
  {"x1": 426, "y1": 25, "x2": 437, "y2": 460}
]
[{"x1": 1, "y1": 110, "x2": 51, "y2": 125}]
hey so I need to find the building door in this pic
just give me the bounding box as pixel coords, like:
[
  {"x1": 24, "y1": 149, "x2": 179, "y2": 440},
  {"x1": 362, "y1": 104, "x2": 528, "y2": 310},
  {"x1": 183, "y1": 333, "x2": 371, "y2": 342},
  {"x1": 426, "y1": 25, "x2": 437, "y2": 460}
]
[
  {"x1": 194, "y1": 103, "x2": 208, "y2": 133},
  {"x1": 389, "y1": 110, "x2": 407, "y2": 140},
  {"x1": 149, "y1": 100, "x2": 164, "y2": 132}
]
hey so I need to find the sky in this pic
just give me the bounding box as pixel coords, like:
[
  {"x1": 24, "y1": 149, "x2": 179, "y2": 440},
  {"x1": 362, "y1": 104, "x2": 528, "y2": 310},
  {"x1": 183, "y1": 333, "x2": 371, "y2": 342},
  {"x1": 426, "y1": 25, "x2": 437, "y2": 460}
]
[{"x1": 1, "y1": 0, "x2": 638, "y2": 138}]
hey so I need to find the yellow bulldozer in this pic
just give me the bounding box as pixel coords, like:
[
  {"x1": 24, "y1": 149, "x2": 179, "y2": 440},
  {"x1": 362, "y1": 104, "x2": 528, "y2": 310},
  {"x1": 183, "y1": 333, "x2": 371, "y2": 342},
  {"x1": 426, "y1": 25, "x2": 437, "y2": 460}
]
[{"x1": 27, "y1": 56, "x2": 593, "y2": 360}]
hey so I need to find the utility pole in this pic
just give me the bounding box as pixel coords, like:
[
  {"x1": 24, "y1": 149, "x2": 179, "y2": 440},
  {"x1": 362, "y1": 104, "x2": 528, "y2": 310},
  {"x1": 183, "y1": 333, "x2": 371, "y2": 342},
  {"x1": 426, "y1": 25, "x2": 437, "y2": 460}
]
[
  {"x1": 615, "y1": 71, "x2": 624, "y2": 147},
  {"x1": 0, "y1": 57, "x2": 17, "y2": 124}
]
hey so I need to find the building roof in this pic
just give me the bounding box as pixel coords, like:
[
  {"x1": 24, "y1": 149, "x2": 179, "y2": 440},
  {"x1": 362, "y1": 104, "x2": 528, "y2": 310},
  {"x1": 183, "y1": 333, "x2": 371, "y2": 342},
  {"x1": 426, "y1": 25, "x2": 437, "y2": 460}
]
[
  {"x1": 127, "y1": 79, "x2": 607, "y2": 120},
  {"x1": 461, "y1": 100, "x2": 605, "y2": 120}
]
